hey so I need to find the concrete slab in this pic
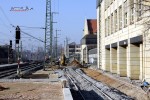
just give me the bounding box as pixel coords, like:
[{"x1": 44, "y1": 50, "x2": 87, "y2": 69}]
[{"x1": 63, "y1": 88, "x2": 73, "y2": 100}]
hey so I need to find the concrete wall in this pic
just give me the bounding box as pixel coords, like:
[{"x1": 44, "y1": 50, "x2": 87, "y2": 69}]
[
  {"x1": 84, "y1": 19, "x2": 89, "y2": 36},
  {"x1": 81, "y1": 45, "x2": 87, "y2": 63},
  {"x1": 97, "y1": 7, "x2": 101, "y2": 69}
]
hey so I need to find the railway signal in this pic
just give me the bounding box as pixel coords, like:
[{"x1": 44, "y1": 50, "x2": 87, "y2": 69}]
[
  {"x1": 15, "y1": 26, "x2": 20, "y2": 44},
  {"x1": 10, "y1": 40, "x2": 12, "y2": 48}
]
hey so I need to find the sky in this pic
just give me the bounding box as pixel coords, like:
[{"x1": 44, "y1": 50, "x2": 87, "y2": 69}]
[{"x1": 0, "y1": 0, "x2": 96, "y2": 51}]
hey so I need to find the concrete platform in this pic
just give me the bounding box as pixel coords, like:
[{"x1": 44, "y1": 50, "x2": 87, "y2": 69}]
[
  {"x1": 0, "y1": 68, "x2": 73, "y2": 100},
  {"x1": 63, "y1": 88, "x2": 73, "y2": 100},
  {"x1": 0, "y1": 80, "x2": 64, "y2": 100}
]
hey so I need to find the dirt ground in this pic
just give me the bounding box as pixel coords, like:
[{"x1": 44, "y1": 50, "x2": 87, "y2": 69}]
[
  {"x1": 0, "y1": 82, "x2": 64, "y2": 100},
  {"x1": 82, "y1": 68, "x2": 149, "y2": 100}
]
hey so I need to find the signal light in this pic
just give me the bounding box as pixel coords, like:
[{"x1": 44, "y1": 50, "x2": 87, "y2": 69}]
[
  {"x1": 10, "y1": 40, "x2": 12, "y2": 48},
  {"x1": 16, "y1": 26, "x2": 20, "y2": 40}
]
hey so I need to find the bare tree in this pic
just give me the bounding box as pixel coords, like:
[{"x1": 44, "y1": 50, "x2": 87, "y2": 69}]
[{"x1": 133, "y1": 0, "x2": 150, "y2": 49}]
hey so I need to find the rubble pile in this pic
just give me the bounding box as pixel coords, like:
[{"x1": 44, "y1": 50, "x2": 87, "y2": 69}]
[{"x1": 67, "y1": 59, "x2": 83, "y2": 68}]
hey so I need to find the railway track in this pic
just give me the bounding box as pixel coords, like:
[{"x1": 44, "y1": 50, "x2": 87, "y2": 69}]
[
  {"x1": 65, "y1": 68, "x2": 133, "y2": 100},
  {"x1": 65, "y1": 73, "x2": 86, "y2": 100},
  {"x1": 0, "y1": 63, "x2": 43, "y2": 79},
  {"x1": 65, "y1": 68, "x2": 113, "y2": 100}
]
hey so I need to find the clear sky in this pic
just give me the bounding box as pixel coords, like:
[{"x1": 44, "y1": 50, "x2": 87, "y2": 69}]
[{"x1": 0, "y1": 0, "x2": 96, "y2": 51}]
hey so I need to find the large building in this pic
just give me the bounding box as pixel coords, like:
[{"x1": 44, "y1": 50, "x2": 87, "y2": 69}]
[
  {"x1": 97, "y1": 0, "x2": 150, "y2": 81},
  {"x1": 66, "y1": 42, "x2": 81, "y2": 61},
  {"x1": 81, "y1": 19, "x2": 97, "y2": 63}
]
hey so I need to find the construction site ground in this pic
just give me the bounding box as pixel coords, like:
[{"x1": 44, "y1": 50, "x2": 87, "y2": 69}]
[
  {"x1": 81, "y1": 68, "x2": 149, "y2": 100},
  {"x1": 0, "y1": 61, "x2": 149, "y2": 100},
  {"x1": 0, "y1": 66, "x2": 64, "y2": 100}
]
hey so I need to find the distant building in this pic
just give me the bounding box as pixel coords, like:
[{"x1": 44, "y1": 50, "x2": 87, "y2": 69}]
[
  {"x1": 81, "y1": 19, "x2": 97, "y2": 63},
  {"x1": 97, "y1": 0, "x2": 150, "y2": 81},
  {"x1": 66, "y1": 42, "x2": 81, "y2": 61}
]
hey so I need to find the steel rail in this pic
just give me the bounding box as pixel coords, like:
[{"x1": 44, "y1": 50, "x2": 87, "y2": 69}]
[
  {"x1": 74, "y1": 69, "x2": 114, "y2": 100},
  {"x1": 66, "y1": 68, "x2": 114, "y2": 100},
  {"x1": 65, "y1": 72, "x2": 86, "y2": 100},
  {"x1": 0, "y1": 63, "x2": 43, "y2": 79}
]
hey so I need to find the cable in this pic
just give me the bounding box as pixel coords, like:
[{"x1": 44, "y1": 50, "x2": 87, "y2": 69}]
[
  {"x1": 11, "y1": 25, "x2": 44, "y2": 43},
  {"x1": 0, "y1": 6, "x2": 12, "y2": 25},
  {"x1": 19, "y1": 26, "x2": 45, "y2": 29},
  {"x1": 21, "y1": 30, "x2": 44, "y2": 43},
  {"x1": 0, "y1": 17, "x2": 11, "y2": 28},
  {"x1": 0, "y1": 31, "x2": 12, "y2": 38}
]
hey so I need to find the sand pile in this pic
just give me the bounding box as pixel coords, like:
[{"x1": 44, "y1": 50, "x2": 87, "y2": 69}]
[{"x1": 67, "y1": 59, "x2": 83, "y2": 68}]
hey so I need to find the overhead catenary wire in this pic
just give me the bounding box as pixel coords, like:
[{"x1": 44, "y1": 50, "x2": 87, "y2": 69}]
[
  {"x1": 11, "y1": 25, "x2": 45, "y2": 43},
  {"x1": 21, "y1": 30, "x2": 44, "y2": 43},
  {"x1": 18, "y1": 25, "x2": 45, "y2": 29},
  {"x1": 0, "y1": 6, "x2": 12, "y2": 25}
]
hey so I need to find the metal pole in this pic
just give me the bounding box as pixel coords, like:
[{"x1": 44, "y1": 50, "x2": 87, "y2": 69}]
[
  {"x1": 56, "y1": 30, "x2": 58, "y2": 58},
  {"x1": 55, "y1": 30, "x2": 61, "y2": 58},
  {"x1": 44, "y1": 30, "x2": 46, "y2": 70},
  {"x1": 20, "y1": 41, "x2": 22, "y2": 62},
  {"x1": 8, "y1": 45, "x2": 9, "y2": 64},
  {"x1": 15, "y1": 42, "x2": 16, "y2": 62},
  {"x1": 17, "y1": 43, "x2": 21, "y2": 77},
  {"x1": 50, "y1": 0, "x2": 52, "y2": 62}
]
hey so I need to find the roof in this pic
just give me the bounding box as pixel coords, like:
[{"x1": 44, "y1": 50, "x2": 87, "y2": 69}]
[
  {"x1": 87, "y1": 19, "x2": 97, "y2": 34},
  {"x1": 68, "y1": 42, "x2": 76, "y2": 45}
]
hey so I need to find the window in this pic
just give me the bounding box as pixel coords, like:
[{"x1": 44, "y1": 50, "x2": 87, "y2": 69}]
[
  {"x1": 130, "y1": 0, "x2": 134, "y2": 23},
  {"x1": 111, "y1": 14, "x2": 113, "y2": 34},
  {"x1": 105, "y1": 1, "x2": 108, "y2": 10},
  {"x1": 114, "y1": 10, "x2": 118, "y2": 32},
  {"x1": 124, "y1": 13, "x2": 127, "y2": 27},
  {"x1": 124, "y1": 0, "x2": 127, "y2": 27},
  {"x1": 131, "y1": 7, "x2": 134, "y2": 23},
  {"x1": 138, "y1": 0, "x2": 142, "y2": 19},
  {"x1": 105, "y1": 19, "x2": 108, "y2": 37},
  {"x1": 108, "y1": 16, "x2": 110, "y2": 35},
  {"x1": 119, "y1": 6, "x2": 122, "y2": 29}
]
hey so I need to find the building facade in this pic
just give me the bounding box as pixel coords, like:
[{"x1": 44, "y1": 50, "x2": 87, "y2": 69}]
[
  {"x1": 66, "y1": 42, "x2": 81, "y2": 61},
  {"x1": 97, "y1": 0, "x2": 150, "y2": 81},
  {"x1": 81, "y1": 19, "x2": 97, "y2": 63}
]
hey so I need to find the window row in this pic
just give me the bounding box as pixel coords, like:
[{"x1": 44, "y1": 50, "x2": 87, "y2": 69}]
[{"x1": 105, "y1": 0, "x2": 143, "y2": 37}]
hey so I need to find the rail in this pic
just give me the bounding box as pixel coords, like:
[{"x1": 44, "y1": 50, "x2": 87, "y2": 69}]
[
  {"x1": 65, "y1": 68, "x2": 114, "y2": 100},
  {"x1": 0, "y1": 63, "x2": 43, "y2": 79},
  {"x1": 65, "y1": 72, "x2": 86, "y2": 100}
]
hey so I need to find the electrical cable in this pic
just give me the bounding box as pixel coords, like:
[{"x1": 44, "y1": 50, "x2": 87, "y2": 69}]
[
  {"x1": 19, "y1": 26, "x2": 45, "y2": 29},
  {"x1": 21, "y1": 30, "x2": 44, "y2": 43},
  {"x1": 0, "y1": 6, "x2": 12, "y2": 25}
]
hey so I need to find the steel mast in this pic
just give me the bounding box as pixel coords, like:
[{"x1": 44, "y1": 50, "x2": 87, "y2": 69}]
[{"x1": 44, "y1": 0, "x2": 52, "y2": 70}]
